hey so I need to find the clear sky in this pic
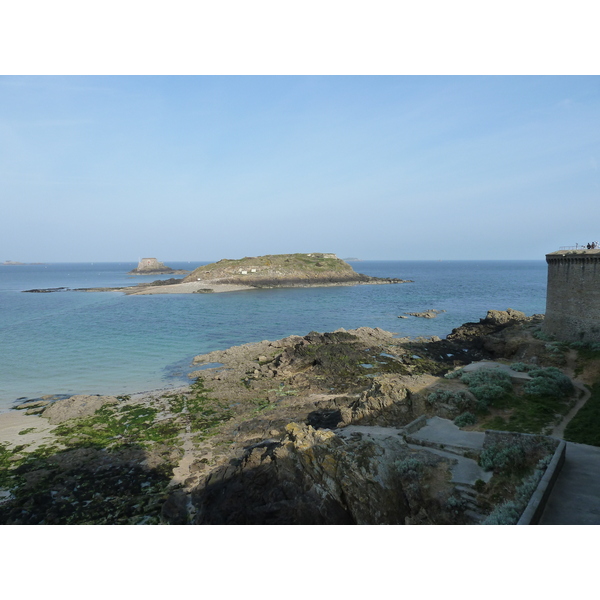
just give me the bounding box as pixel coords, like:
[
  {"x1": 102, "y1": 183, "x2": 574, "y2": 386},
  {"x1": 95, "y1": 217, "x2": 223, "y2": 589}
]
[{"x1": 1, "y1": 75, "x2": 599, "y2": 262}]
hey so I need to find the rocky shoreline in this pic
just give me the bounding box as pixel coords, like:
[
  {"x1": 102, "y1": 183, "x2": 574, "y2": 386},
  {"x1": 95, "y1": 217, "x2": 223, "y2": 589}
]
[{"x1": 1, "y1": 308, "x2": 595, "y2": 524}]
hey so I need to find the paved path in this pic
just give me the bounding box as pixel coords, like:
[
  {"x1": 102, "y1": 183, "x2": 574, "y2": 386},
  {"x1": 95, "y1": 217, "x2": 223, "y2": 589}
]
[
  {"x1": 408, "y1": 416, "x2": 486, "y2": 451},
  {"x1": 539, "y1": 441, "x2": 600, "y2": 525},
  {"x1": 407, "y1": 443, "x2": 492, "y2": 486}
]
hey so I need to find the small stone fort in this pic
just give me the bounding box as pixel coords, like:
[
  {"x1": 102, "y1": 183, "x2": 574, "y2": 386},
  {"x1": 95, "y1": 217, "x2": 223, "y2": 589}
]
[
  {"x1": 543, "y1": 247, "x2": 600, "y2": 342},
  {"x1": 128, "y1": 258, "x2": 187, "y2": 275}
]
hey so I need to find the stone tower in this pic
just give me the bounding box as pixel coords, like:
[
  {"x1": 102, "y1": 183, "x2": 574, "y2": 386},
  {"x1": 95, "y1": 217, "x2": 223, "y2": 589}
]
[{"x1": 542, "y1": 248, "x2": 600, "y2": 342}]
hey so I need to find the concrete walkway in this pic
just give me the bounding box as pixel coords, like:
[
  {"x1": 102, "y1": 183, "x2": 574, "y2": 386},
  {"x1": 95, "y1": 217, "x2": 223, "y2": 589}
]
[
  {"x1": 539, "y1": 441, "x2": 600, "y2": 525},
  {"x1": 407, "y1": 443, "x2": 492, "y2": 486},
  {"x1": 408, "y1": 416, "x2": 486, "y2": 451}
]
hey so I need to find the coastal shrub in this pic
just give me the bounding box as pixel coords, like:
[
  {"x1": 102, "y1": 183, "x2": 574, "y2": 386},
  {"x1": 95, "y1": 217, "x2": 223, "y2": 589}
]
[
  {"x1": 454, "y1": 412, "x2": 477, "y2": 427},
  {"x1": 459, "y1": 369, "x2": 513, "y2": 407},
  {"x1": 460, "y1": 368, "x2": 512, "y2": 390},
  {"x1": 479, "y1": 435, "x2": 556, "y2": 473},
  {"x1": 569, "y1": 341, "x2": 600, "y2": 352},
  {"x1": 444, "y1": 368, "x2": 463, "y2": 379},
  {"x1": 427, "y1": 389, "x2": 473, "y2": 410},
  {"x1": 510, "y1": 362, "x2": 535, "y2": 372},
  {"x1": 482, "y1": 463, "x2": 547, "y2": 525},
  {"x1": 479, "y1": 444, "x2": 526, "y2": 472},
  {"x1": 524, "y1": 367, "x2": 573, "y2": 398},
  {"x1": 445, "y1": 495, "x2": 466, "y2": 516},
  {"x1": 474, "y1": 479, "x2": 486, "y2": 493},
  {"x1": 482, "y1": 500, "x2": 521, "y2": 525},
  {"x1": 468, "y1": 384, "x2": 510, "y2": 406},
  {"x1": 533, "y1": 330, "x2": 555, "y2": 342},
  {"x1": 395, "y1": 457, "x2": 424, "y2": 479}
]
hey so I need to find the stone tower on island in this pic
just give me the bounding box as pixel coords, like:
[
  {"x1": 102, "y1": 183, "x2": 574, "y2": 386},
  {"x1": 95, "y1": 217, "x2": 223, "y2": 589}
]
[
  {"x1": 128, "y1": 258, "x2": 188, "y2": 275},
  {"x1": 542, "y1": 248, "x2": 600, "y2": 342}
]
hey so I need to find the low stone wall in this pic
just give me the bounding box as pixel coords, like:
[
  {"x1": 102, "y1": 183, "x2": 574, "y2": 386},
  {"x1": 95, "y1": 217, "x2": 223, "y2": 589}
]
[
  {"x1": 401, "y1": 414, "x2": 427, "y2": 435},
  {"x1": 482, "y1": 429, "x2": 559, "y2": 452}
]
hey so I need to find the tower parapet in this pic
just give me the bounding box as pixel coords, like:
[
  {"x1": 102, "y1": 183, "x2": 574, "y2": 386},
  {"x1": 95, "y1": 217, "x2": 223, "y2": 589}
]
[{"x1": 543, "y1": 249, "x2": 600, "y2": 342}]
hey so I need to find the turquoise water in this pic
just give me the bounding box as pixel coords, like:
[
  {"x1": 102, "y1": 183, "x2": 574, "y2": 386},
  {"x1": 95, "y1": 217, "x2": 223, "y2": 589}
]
[{"x1": 0, "y1": 261, "x2": 547, "y2": 411}]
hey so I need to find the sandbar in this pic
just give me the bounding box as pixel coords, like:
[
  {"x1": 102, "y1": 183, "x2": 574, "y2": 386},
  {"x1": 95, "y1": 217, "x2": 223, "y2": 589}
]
[{"x1": 127, "y1": 281, "x2": 254, "y2": 295}]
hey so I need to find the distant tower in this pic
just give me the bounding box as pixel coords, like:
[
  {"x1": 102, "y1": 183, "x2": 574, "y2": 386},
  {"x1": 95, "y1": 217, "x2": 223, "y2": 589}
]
[{"x1": 543, "y1": 248, "x2": 600, "y2": 342}]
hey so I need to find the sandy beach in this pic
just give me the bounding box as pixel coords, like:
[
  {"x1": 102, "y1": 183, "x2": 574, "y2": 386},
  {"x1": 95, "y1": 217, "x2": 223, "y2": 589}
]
[
  {"x1": 126, "y1": 281, "x2": 254, "y2": 295},
  {"x1": 0, "y1": 411, "x2": 58, "y2": 451}
]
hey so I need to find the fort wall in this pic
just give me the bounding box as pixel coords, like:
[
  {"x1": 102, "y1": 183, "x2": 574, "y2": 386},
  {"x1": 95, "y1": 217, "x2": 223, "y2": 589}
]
[{"x1": 543, "y1": 250, "x2": 600, "y2": 342}]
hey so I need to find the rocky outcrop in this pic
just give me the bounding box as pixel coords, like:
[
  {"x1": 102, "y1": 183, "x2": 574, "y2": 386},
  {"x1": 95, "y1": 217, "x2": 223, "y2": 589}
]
[
  {"x1": 405, "y1": 309, "x2": 446, "y2": 319},
  {"x1": 192, "y1": 422, "x2": 456, "y2": 524},
  {"x1": 444, "y1": 309, "x2": 546, "y2": 361},
  {"x1": 41, "y1": 395, "x2": 119, "y2": 425},
  {"x1": 23, "y1": 288, "x2": 69, "y2": 293},
  {"x1": 340, "y1": 375, "x2": 413, "y2": 426},
  {"x1": 448, "y1": 309, "x2": 541, "y2": 343},
  {"x1": 128, "y1": 258, "x2": 188, "y2": 275}
]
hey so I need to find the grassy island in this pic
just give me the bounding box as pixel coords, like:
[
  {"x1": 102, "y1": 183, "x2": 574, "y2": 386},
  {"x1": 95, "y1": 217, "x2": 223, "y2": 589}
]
[{"x1": 182, "y1": 252, "x2": 407, "y2": 288}]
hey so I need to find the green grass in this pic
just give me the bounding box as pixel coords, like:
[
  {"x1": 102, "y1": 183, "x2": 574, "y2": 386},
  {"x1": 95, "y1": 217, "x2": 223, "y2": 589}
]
[
  {"x1": 446, "y1": 367, "x2": 576, "y2": 434},
  {"x1": 482, "y1": 416, "x2": 508, "y2": 431},
  {"x1": 186, "y1": 253, "x2": 355, "y2": 282},
  {"x1": 482, "y1": 390, "x2": 572, "y2": 434},
  {"x1": 573, "y1": 344, "x2": 600, "y2": 376},
  {"x1": 564, "y1": 382, "x2": 600, "y2": 446}
]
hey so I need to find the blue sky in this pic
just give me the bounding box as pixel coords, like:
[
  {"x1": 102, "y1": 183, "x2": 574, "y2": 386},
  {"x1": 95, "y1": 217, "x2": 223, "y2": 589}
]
[{"x1": 1, "y1": 75, "x2": 599, "y2": 262}]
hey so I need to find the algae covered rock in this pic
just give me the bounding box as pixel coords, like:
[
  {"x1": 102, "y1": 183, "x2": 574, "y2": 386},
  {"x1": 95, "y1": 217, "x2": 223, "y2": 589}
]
[{"x1": 41, "y1": 395, "x2": 119, "y2": 425}]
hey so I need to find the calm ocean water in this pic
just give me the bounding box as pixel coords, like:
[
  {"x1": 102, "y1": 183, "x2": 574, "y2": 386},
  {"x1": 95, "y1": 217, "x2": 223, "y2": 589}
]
[{"x1": 0, "y1": 261, "x2": 547, "y2": 411}]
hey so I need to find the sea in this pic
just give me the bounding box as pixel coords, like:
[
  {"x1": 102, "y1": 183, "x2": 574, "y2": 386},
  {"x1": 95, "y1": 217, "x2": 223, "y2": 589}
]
[{"x1": 0, "y1": 260, "x2": 547, "y2": 412}]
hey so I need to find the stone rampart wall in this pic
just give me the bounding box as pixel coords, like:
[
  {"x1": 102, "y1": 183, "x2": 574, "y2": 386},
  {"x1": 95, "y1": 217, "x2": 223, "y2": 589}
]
[{"x1": 543, "y1": 253, "x2": 600, "y2": 342}]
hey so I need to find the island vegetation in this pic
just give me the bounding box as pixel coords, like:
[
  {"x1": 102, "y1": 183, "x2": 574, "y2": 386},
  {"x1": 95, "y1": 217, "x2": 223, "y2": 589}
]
[{"x1": 182, "y1": 252, "x2": 409, "y2": 287}]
